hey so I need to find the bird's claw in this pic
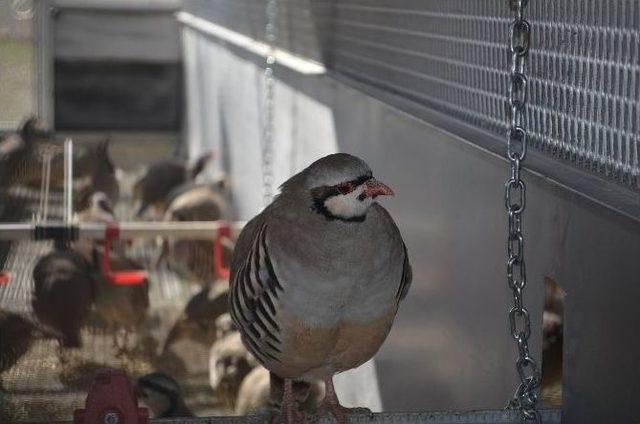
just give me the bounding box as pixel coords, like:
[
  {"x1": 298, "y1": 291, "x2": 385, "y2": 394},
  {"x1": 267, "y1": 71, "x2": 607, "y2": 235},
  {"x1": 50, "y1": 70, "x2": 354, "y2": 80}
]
[
  {"x1": 317, "y1": 402, "x2": 372, "y2": 424},
  {"x1": 270, "y1": 409, "x2": 309, "y2": 424}
]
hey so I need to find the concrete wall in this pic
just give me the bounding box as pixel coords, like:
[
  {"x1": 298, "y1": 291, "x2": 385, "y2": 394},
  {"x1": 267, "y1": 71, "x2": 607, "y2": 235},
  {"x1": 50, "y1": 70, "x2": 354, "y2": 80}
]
[{"x1": 183, "y1": 26, "x2": 640, "y2": 424}]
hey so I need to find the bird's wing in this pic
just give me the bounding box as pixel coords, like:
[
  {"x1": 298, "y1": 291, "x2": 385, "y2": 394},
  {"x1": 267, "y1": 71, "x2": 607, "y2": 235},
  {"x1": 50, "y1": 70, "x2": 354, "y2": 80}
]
[
  {"x1": 396, "y1": 243, "x2": 412, "y2": 302},
  {"x1": 230, "y1": 216, "x2": 283, "y2": 366}
]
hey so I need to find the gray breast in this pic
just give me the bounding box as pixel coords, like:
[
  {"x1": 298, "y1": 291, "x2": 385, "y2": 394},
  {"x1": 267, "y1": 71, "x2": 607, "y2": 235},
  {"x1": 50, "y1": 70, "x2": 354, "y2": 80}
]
[{"x1": 268, "y1": 205, "x2": 404, "y2": 325}]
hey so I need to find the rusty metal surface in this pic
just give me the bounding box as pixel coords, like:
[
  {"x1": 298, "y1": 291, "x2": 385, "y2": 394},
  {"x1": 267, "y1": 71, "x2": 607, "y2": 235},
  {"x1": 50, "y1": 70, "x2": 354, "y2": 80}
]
[{"x1": 148, "y1": 409, "x2": 562, "y2": 423}]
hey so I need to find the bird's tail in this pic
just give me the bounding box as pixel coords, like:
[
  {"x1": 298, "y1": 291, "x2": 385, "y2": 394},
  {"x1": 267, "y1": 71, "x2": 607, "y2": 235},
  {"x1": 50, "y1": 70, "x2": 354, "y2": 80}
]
[
  {"x1": 161, "y1": 321, "x2": 184, "y2": 355},
  {"x1": 189, "y1": 150, "x2": 215, "y2": 179}
]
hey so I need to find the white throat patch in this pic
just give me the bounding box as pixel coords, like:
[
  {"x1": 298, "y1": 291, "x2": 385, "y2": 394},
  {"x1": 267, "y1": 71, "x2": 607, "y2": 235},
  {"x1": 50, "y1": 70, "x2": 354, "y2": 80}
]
[{"x1": 323, "y1": 185, "x2": 374, "y2": 220}]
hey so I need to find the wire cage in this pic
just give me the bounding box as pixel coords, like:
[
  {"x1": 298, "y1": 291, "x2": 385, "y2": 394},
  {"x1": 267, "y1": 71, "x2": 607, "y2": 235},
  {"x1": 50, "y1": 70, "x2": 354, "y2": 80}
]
[
  {"x1": 1, "y1": 0, "x2": 639, "y2": 423},
  {"x1": 0, "y1": 138, "x2": 249, "y2": 422}
]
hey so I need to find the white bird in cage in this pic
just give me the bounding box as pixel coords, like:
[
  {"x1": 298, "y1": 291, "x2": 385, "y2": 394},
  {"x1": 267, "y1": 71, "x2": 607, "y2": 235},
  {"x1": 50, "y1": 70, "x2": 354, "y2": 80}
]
[{"x1": 229, "y1": 153, "x2": 411, "y2": 424}]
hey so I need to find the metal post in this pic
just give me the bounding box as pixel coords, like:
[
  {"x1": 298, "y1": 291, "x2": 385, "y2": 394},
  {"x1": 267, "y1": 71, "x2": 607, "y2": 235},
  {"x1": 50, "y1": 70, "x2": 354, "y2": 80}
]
[{"x1": 63, "y1": 138, "x2": 73, "y2": 223}]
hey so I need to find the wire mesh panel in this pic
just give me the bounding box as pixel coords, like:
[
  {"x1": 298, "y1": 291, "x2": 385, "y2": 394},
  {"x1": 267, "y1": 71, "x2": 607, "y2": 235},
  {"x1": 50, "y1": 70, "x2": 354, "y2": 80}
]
[
  {"x1": 184, "y1": 0, "x2": 640, "y2": 191},
  {"x1": 324, "y1": 0, "x2": 639, "y2": 189}
]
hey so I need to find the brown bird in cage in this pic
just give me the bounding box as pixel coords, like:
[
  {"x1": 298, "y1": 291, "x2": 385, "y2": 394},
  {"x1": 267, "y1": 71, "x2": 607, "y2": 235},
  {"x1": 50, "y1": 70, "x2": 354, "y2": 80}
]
[
  {"x1": 236, "y1": 367, "x2": 324, "y2": 416},
  {"x1": 157, "y1": 183, "x2": 233, "y2": 288},
  {"x1": 162, "y1": 284, "x2": 229, "y2": 354},
  {"x1": 229, "y1": 154, "x2": 411, "y2": 423},
  {"x1": 135, "y1": 372, "x2": 194, "y2": 418},
  {"x1": 32, "y1": 249, "x2": 95, "y2": 349},
  {"x1": 132, "y1": 151, "x2": 215, "y2": 218},
  {"x1": 0, "y1": 309, "x2": 62, "y2": 375},
  {"x1": 90, "y1": 249, "x2": 150, "y2": 355},
  {"x1": 0, "y1": 117, "x2": 61, "y2": 192},
  {"x1": 74, "y1": 139, "x2": 120, "y2": 211},
  {"x1": 209, "y1": 331, "x2": 258, "y2": 410}
]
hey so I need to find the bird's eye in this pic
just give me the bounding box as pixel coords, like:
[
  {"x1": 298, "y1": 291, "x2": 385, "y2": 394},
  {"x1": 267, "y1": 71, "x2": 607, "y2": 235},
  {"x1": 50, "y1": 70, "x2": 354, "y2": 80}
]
[{"x1": 337, "y1": 182, "x2": 353, "y2": 195}]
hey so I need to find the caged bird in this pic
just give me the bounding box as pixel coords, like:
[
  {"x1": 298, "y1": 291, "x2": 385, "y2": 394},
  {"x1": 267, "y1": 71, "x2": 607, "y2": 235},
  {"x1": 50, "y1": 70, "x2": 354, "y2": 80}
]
[
  {"x1": 215, "y1": 313, "x2": 236, "y2": 340},
  {"x1": 135, "y1": 372, "x2": 194, "y2": 418},
  {"x1": 162, "y1": 285, "x2": 229, "y2": 354},
  {"x1": 74, "y1": 139, "x2": 120, "y2": 211},
  {"x1": 229, "y1": 153, "x2": 412, "y2": 423},
  {"x1": 32, "y1": 249, "x2": 95, "y2": 349},
  {"x1": 133, "y1": 151, "x2": 215, "y2": 218},
  {"x1": 90, "y1": 248, "x2": 150, "y2": 355},
  {"x1": 235, "y1": 367, "x2": 324, "y2": 416},
  {"x1": 158, "y1": 183, "x2": 233, "y2": 287},
  {"x1": 71, "y1": 191, "x2": 122, "y2": 263},
  {"x1": 0, "y1": 116, "x2": 60, "y2": 192},
  {"x1": 209, "y1": 331, "x2": 258, "y2": 409},
  {"x1": 0, "y1": 309, "x2": 62, "y2": 374}
]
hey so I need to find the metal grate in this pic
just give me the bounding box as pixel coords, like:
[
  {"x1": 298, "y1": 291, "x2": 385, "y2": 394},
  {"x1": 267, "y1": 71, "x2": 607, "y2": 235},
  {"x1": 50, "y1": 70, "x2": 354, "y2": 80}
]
[
  {"x1": 325, "y1": 0, "x2": 639, "y2": 189},
  {"x1": 184, "y1": 0, "x2": 640, "y2": 190}
]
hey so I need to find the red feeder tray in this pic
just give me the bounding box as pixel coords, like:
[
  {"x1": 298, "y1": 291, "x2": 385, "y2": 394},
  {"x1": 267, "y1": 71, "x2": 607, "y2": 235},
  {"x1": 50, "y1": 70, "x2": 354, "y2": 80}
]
[
  {"x1": 102, "y1": 223, "x2": 147, "y2": 286},
  {"x1": 213, "y1": 220, "x2": 232, "y2": 280}
]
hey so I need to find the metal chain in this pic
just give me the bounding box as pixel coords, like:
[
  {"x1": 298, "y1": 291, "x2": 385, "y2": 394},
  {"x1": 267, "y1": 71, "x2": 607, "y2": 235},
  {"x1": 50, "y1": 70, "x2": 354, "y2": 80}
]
[
  {"x1": 504, "y1": 1, "x2": 541, "y2": 423},
  {"x1": 261, "y1": 0, "x2": 279, "y2": 206}
]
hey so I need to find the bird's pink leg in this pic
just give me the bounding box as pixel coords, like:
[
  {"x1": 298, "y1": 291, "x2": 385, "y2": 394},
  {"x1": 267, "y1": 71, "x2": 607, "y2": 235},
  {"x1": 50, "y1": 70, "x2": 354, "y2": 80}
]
[
  {"x1": 272, "y1": 378, "x2": 307, "y2": 424},
  {"x1": 318, "y1": 377, "x2": 372, "y2": 424}
]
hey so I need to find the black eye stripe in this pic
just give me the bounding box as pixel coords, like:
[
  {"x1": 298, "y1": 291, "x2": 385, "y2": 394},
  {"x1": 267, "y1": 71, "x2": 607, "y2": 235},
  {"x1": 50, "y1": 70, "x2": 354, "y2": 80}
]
[{"x1": 335, "y1": 174, "x2": 371, "y2": 193}]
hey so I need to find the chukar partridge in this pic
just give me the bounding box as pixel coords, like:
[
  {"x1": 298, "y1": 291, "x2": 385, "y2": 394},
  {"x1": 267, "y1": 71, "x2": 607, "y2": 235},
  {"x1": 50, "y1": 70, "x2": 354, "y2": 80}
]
[
  {"x1": 230, "y1": 153, "x2": 412, "y2": 423},
  {"x1": 32, "y1": 249, "x2": 95, "y2": 348},
  {"x1": 133, "y1": 151, "x2": 214, "y2": 218}
]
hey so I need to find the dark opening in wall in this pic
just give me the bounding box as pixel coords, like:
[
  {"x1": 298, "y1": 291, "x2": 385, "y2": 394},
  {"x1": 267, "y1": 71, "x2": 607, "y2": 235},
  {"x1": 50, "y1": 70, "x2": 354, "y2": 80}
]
[{"x1": 540, "y1": 277, "x2": 564, "y2": 407}]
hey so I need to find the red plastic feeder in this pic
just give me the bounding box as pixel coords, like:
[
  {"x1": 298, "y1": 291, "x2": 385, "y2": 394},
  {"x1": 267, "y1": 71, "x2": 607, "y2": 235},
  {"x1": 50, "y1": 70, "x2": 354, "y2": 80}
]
[
  {"x1": 0, "y1": 271, "x2": 9, "y2": 287},
  {"x1": 102, "y1": 223, "x2": 147, "y2": 286},
  {"x1": 213, "y1": 220, "x2": 232, "y2": 280},
  {"x1": 74, "y1": 369, "x2": 148, "y2": 424}
]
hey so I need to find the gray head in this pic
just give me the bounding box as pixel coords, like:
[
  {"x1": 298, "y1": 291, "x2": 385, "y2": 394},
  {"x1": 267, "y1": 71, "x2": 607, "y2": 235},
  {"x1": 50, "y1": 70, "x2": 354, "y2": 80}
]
[
  {"x1": 136, "y1": 372, "x2": 183, "y2": 418},
  {"x1": 282, "y1": 153, "x2": 393, "y2": 222}
]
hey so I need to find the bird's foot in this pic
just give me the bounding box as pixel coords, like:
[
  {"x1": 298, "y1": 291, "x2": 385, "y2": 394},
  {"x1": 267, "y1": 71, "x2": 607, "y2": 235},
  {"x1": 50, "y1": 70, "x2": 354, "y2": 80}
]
[
  {"x1": 270, "y1": 408, "x2": 308, "y2": 424},
  {"x1": 271, "y1": 378, "x2": 309, "y2": 424},
  {"x1": 317, "y1": 377, "x2": 372, "y2": 424},
  {"x1": 317, "y1": 402, "x2": 371, "y2": 424}
]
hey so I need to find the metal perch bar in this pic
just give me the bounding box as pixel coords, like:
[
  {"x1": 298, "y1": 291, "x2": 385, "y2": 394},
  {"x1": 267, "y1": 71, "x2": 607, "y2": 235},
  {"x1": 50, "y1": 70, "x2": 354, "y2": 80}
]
[
  {"x1": 0, "y1": 221, "x2": 247, "y2": 241},
  {"x1": 119, "y1": 409, "x2": 562, "y2": 424}
]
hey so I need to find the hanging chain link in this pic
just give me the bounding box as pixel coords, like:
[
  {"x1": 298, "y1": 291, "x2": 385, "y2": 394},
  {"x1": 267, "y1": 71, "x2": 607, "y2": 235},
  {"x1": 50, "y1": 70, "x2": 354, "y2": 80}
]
[
  {"x1": 504, "y1": 1, "x2": 540, "y2": 423},
  {"x1": 261, "y1": 0, "x2": 279, "y2": 206}
]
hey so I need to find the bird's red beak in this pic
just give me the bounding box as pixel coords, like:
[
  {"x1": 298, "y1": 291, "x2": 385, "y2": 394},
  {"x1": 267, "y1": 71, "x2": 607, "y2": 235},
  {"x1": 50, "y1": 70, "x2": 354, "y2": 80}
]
[{"x1": 364, "y1": 178, "x2": 394, "y2": 198}]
